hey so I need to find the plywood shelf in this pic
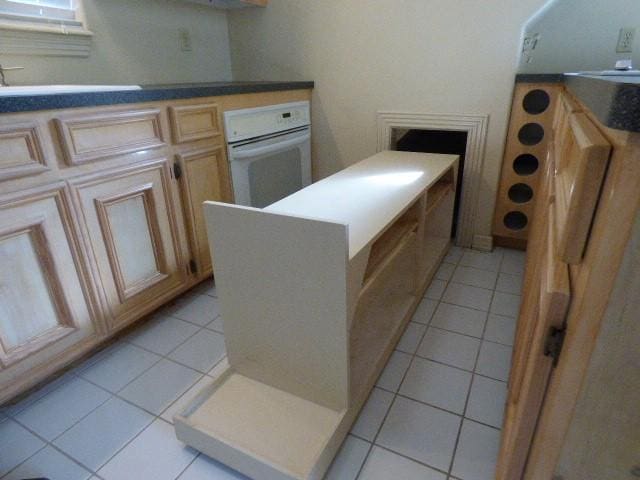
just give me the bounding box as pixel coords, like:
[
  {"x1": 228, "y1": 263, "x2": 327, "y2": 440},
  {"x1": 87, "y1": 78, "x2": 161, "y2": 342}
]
[{"x1": 426, "y1": 180, "x2": 454, "y2": 217}]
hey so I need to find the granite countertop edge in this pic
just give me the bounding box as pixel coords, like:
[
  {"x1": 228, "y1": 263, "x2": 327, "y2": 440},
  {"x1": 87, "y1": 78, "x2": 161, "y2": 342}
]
[
  {"x1": 0, "y1": 81, "x2": 315, "y2": 114},
  {"x1": 515, "y1": 73, "x2": 640, "y2": 133}
]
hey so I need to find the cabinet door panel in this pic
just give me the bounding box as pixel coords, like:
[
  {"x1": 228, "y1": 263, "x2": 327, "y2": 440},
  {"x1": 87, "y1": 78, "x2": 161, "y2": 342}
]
[
  {"x1": 177, "y1": 146, "x2": 232, "y2": 277},
  {"x1": 71, "y1": 159, "x2": 184, "y2": 328},
  {"x1": 0, "y1": 186, "x2": 93, "y2": 369}
]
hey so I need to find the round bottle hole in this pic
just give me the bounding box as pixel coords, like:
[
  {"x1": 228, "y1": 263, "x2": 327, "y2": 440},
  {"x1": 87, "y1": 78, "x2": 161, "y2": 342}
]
[
  {"x1": 513, "y1": 154, "x2": 539, "y2": 176},
  {"x1": 508, "y1": 183, "x2": 534, "y2": 203},
  {"x1": 504, "y1": 211, "x2": 528, "y2": 231},
  {"x1": 518, "y1": 123, "x2": 545, "y2": 146},
  {"x1": 522, "y1": 89, "x2": 551, "y2": 115}
]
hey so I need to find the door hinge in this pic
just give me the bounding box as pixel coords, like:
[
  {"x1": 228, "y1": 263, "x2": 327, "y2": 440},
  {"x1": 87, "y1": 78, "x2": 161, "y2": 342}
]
[
  {"x1": 544, "y1": 325, "x2": 566, "y2": 367},
  {"x1": 189, "y1": 259, "x2": 198, "y2": 275},
  {"x1": 173, "y1": 162, "x2": 183, "y2": 180}
]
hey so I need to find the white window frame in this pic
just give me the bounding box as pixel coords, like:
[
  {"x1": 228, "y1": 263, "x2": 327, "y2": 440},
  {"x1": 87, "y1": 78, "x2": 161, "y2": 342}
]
[{"x1": 0, "y1": 0, "x2": 93, "y2": 57}]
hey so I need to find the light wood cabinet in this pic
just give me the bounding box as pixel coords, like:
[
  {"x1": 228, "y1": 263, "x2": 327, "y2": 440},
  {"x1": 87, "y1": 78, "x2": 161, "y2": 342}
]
[
  {"x1": 0, "y1": 88, "x2": 312, "y2": 405},
  {"x1": 0, "y1": 184, "x2": 96, "y2": 398},
  {"x1": 69, "y1": 159, "x2": 185, "y2": 329},
  {"x1": 175, "y1": 146, "x2": 233, "y2": 279}
]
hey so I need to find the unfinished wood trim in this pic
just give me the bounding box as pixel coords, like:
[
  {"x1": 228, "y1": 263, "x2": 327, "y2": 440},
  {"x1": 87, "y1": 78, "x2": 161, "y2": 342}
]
[
  {"x1": 169, "y1": 103, "x2": 222, "y2": 144},
  {"x1": 376, "y1": 111, "x2": 487, "y2": 248},
  {"x1": 95, "y1": 183, "x2": 169, "y2": 303},
  {"x1": 0, "y1": 123, "x2": 48, "y2": 182},
  {"x1": 54, "y1": 108, "x2": 166, "y2": 166}
]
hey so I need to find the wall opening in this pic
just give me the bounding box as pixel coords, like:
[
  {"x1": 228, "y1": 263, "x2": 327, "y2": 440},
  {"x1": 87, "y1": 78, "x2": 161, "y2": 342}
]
[{"x1": 390, "y1": 128, "x2": 468, "y2": 239}]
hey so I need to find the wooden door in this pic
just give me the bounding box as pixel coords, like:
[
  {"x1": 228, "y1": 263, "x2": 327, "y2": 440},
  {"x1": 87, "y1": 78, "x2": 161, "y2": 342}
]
[
  {"x1": 176, "y1": 146, "x2": 232, "y2": 279},
  {"x1": 497, "y1": 95, "x2": 611, "y2": 479},
  {"x1": 70, "y1": 158, "x2": 184, "y2": 329},
  {"x1": 0, "y1": 184, "x2": 94, "y2": 393}
]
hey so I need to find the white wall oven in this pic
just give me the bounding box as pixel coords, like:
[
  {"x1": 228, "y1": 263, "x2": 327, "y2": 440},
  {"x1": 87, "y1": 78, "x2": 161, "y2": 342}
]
[{"x1": 224, "y1": 101, "x2": 311, "y2": 208}]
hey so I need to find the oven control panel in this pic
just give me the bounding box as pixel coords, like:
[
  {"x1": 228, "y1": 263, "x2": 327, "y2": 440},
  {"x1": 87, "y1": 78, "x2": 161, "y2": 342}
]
[{"x1": 224, "y1": 101, "x2": 310, "y2": 143}]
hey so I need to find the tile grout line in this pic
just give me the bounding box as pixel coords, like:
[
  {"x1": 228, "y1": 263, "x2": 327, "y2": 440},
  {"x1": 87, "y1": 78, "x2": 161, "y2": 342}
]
[{"x1": 445, "y1": 248, "x2": 505, "y2": 479}]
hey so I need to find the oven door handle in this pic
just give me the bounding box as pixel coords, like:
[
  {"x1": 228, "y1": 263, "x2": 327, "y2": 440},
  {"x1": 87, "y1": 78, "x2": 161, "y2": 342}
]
[{"x1": 231, "y1": 132, "x2": 310, "y2": 160}]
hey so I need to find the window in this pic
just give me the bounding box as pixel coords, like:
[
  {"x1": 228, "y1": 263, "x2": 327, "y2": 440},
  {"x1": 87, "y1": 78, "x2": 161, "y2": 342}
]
[{"x1": 0, "y1": 0, "x2": 92, "y2": 57}]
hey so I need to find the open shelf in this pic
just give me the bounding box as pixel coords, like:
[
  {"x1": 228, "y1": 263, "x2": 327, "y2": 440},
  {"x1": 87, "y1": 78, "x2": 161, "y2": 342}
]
[{"x1": 426, "y1": 179, "x2": 454, "y2": 217}]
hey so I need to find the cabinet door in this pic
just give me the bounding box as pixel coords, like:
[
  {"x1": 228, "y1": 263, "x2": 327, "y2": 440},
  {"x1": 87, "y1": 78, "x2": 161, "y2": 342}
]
[
  {"x1": 176, "y1": 146, "x2": 232, "y2": 278},
  {"x1": 0, "y1": 184, "x2": 94, "y2": 393},
  {"x1": 70, "y1": 158, "x2": 185, "y2": 328}
]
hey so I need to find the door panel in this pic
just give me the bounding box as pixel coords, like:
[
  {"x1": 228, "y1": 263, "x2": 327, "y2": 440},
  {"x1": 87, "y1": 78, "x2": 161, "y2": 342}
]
[
  {"x1": 0, "y1": 185, "x2": 93, "y2": 370},
  {"x1": 177, "y1": 146, "x2": 232, "y2": 278},
  {"x1": 71, "y1": 159, "x2": 184, "y2": 328}
]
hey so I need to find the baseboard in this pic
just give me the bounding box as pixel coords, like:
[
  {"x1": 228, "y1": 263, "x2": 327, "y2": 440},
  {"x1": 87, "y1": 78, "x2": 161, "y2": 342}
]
[{"x1": 472, "y1": 234, "x2": 494, "y2": 252}]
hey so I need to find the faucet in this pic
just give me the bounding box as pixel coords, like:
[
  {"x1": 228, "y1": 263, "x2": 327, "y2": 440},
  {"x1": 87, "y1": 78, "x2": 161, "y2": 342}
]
[{"x1": 0, "y1": 64, "x2": 25, "y2": 87}]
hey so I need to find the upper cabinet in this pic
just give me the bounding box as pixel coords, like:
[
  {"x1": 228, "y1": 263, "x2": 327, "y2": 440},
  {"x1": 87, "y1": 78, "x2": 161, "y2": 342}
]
[{"x1": 184, "y1": 0, "x2": 267, "y2": 9}]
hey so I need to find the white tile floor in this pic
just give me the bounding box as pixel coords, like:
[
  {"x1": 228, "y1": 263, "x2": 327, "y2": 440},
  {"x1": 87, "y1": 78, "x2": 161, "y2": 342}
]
[{"x1": 0, "y1": 247, "x2": 523, "y2": 480}]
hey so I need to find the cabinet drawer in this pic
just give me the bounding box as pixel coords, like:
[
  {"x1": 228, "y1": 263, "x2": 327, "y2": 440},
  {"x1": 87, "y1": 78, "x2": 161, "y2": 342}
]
[
  {"x1": 0, "y1": 123, "x2": 48, "y2": 181},
  {"x1": 169, "y1": 104, "x2": 221, "y2": 144},
  {"x1": 55, "y1": 108, "x2": 166, "y2": 166}
]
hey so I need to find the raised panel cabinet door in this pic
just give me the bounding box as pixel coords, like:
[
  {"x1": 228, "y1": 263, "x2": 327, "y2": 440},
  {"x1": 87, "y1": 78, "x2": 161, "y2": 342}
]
[
  {"x1": 176, "y1": 146, "x2": 232, "y2": 278},
  {"x1": 70, "y1": 158, "x2": 185, "y2": 328},
  {"x1": 0, "y1": 184, "x2": 93, "y2": 373}
]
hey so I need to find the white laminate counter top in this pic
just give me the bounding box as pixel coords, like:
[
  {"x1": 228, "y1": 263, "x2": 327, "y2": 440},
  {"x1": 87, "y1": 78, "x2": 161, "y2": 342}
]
[{"x1": 265, "y1": 150, "x2": 458, "y2": 258}]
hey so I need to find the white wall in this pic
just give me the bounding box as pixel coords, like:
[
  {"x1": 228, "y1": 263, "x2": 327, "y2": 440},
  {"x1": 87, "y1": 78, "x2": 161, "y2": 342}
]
[
  {"x1": 3, "y1": 0, "x2": 232, "y2": 85},
  {"x1": 520, "y1": 0, "x2": 640, "y2": 72},
  {"x1": 228, "y1": 0, "x2": 547, "y2": 240}
]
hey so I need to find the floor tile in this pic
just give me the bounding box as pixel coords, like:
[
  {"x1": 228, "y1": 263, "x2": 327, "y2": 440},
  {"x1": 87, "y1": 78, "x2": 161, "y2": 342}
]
[
  {"x1": 490, "y1": 292, "x2": 521, "y2": 318},
  {"x1": 376, "y1": 351, "x2": 412, "y2": 392},
  {"x1": 475, "y1": 342, "x2": 512, "y2": 382},
  {"x1": 79, "y1": 343, "x2": 160, "y2": 393},
  {"x1": 358, "y1": 446, "x2": 446, "y2": 480},
  {"x1": 412, "y1": 298, "x2": 438, "y2": 325},
  {"x1": 1, "y1": 370, "x2": 77, "y2": 417},
  {"x1": 178, "y1": 453, "x2": 249, "y2": 479},
  {"x1": 206, "y1": 316, "x2": 224, "y2": 333},
  {"x1": 466, "y1": 376, "x2": 507, "y2": 429},
  {"x1": 430, "y1": 303, "x2": 487, "y2": 338},
  {"x1": 324, "y1": 435, "x2": 370, "y2": 480},
  {"x1": 417, "y1": 328, "x2": 480, "y2": 371},
  {"x1": 169, "y1": 295, "x2": 220, "y2": 326},
  {"x1": 127, "y1": 316, "x2": 200, "y2": 356},
  {"x1": 396, "y1": 322, "x2": 427, "y2": 354},
  {"x1": 377, "y1": 396, "x2": 460, "y2": 472},
  {"x1": 3, "y1": 445, "x2": 92, "y2": 480},
  {"x1": 193, "y1": 277, "x2": 217, "y2": 297},
  {"x1": 451, "y1": 265, "x2": 497, "y2": 290},
  {"x1": 400, "y1": 357, "x2": 472, "y2": 414},
  {"x1": 425, "y1": 279, "x2": 447, "y2": 300},
  {"x1": 451, "y1": 420, "x2": 500, "y2": 480},
  {"x1": 495, "y1": 272, "x2": 523, "y2": 295},
  {"x1": 0, "y1": 419, "x2": 45, "y2": 476},
  {"x1": 351, "y1": 388, "x2": 394, "y2": 441},
  {"x1": 168, "y1": 329, "x2": 226, "y2": 373},
  {"x1": 15, "y1": 377, "x2": 111, "y2": 441},
  {"x1": 442, "y1": 283, "x2": 493, "y2": 312},
  {"x1": 484, "y1": 314, "x2": 517, "y2": 346},
  {"x1": 500, "y1": 249, "x2": 526, "y2": 275},
  {"x1": 459, "y1": 250, "x2": 503, "y2": 272},
  {"x1": 161, "y1": 375, "x2": 215, "y2": 424},
  {"x1": 98, "y1": 419, "x2": 197, "y2": 480},
  {"x1": 54, "y1": 397, "x2": 153, "y2": 471},
  {"x1": 443, "y1": 246, "x2": 464, "y2": 264},
  {"x1": 118, "y1": 359, "x2": 201, "y2": 415},
  {"x1": 435, "y1": 262, "x2": 455, "y2": 281}
]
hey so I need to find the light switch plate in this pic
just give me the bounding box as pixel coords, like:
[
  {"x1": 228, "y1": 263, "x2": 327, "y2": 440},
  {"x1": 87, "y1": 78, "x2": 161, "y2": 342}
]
[{"x1": 179, "y1": 28, "x2": 193, "y2": 52}]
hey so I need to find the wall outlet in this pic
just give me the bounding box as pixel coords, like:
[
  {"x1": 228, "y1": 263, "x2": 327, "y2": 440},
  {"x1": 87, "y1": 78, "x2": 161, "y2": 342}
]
[
  {"x1": 616, "y1": 27, "x2": 635, "y2": 53},
  {"x1": 522, "y1": 33, "x2": 540, "y2": 64},
  {"x1": 179, "y1": 28, "x2": 193, "y2": 52}
]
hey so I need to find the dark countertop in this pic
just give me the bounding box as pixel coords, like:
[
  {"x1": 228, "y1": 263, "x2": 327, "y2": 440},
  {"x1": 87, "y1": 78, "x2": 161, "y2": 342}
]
[
  {"x1": 516, "y1": 73, "x2": 640, "y2": 133},
  {"x1": 0, "y1": 81, "x2": 315, "y2": 114}
]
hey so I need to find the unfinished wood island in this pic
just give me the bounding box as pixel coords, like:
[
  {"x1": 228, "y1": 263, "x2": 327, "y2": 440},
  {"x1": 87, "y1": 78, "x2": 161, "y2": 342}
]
[{"x1": 174, "y1": 150, "x2": 458, "y2": 480}]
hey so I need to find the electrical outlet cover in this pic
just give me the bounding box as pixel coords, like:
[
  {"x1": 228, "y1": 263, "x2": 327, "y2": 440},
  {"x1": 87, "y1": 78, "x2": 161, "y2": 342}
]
[{"x1": 616, "y1": 27, "x2": 635, "y2": 53}]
